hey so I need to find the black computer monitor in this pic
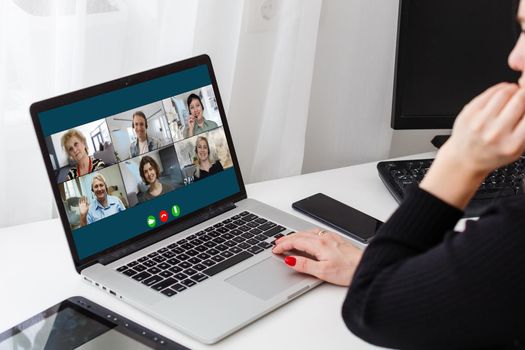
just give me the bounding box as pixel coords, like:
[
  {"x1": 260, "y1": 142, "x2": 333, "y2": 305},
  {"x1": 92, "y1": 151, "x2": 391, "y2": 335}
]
[{"x1": 391, "y1": 0, "x2": 520, "y2": 130}]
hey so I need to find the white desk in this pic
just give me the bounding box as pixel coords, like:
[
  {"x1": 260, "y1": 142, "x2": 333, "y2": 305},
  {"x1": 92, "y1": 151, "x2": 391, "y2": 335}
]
[{"x1": 0, "y1": 156, "x2": 426, "y2": 349}]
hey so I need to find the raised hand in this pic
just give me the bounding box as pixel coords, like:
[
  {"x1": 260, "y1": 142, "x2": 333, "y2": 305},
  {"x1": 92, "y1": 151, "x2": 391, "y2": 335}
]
[
  {"x1": 79, "y1": 196, "x2": 88, "y2": 217},
  {"x1": 445, "y1": 83, "x2": 525, "y2": 174},
  {"x1": 187, "y1": 115, "x2": 195, "y2": 137},
  {"x1": 421, "y1": 83, "x2": 525, "y2": 209}
]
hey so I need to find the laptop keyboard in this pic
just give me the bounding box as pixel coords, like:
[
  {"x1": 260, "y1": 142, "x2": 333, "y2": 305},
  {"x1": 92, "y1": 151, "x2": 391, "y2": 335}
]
[{"x1": 116, "y1": 211, "x2": 288, "y2": 297}]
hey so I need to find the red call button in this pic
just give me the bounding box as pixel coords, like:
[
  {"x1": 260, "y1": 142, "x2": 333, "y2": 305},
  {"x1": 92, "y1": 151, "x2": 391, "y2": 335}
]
[{"x1": 159, "y1": 210, "x2": 169, "y2": 223}]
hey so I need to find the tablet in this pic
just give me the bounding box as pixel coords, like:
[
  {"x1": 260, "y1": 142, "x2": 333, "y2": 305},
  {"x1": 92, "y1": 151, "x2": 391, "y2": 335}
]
[{"x1": 0, "y1": 296, "x2": 188, "y2": 349}]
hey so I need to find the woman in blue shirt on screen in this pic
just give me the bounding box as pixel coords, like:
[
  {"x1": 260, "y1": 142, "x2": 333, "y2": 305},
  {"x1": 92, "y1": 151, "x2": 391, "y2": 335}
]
[{"x1": 79, "y1": 173, "x2": 125, "y2": 226}]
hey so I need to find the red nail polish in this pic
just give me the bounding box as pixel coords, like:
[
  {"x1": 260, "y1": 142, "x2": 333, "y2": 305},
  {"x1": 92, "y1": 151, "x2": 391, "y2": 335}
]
[{"x1": 284, "y1": 256, "x2": 296, "y2": 267}]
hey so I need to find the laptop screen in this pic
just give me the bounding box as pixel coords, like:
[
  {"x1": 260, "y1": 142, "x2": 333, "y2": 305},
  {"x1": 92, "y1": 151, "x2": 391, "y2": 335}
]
[{"x1": 32, "y1": 58, "x2": 243, "y2": 262}]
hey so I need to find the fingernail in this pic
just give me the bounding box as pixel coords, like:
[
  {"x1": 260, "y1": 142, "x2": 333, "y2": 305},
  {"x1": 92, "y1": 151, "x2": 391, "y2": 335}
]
[{"x1": 284, "y1": 256, "x2": 296, "y2": 267}]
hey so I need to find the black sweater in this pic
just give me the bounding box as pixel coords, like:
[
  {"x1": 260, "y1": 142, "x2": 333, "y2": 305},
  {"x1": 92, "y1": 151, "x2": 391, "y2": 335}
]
[{"x1": 342, "y1": 186, "x2": 525, "y2": 349}]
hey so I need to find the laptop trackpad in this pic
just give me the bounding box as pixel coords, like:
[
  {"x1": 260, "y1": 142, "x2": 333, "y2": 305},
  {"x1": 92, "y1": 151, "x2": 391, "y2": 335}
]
[{"x1": 226, "y1": 257, "x2": 307, "y2": 300}]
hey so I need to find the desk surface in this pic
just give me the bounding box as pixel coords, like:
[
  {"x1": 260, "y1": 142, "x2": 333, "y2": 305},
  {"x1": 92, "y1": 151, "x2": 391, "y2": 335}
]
[{"x1": 0, "y1": 155, "x2": 432, "y2": 349}]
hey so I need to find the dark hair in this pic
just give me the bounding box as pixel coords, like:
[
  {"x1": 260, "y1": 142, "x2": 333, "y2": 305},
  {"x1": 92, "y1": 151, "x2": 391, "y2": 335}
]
[
  {"x1": 132, "y1": 111, "x2": 148, "y2": 128},
  {"x1": 187, "y1": 93, "x2": 204, "y2": 111},
  {"x1": 139, "y1": 156, "x2": 160, "y2": 184}
]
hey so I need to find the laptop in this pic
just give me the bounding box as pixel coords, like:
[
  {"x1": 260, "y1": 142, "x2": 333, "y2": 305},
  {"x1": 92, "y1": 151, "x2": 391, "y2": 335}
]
[{"x1": 30, "y1": 54, "x2": 321, "y2": 344}]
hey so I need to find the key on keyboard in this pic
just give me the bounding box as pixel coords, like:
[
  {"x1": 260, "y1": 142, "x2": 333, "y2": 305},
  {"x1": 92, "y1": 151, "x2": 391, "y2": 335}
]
[
  {"x1": 116, "y1": 211, "x2": 287, "y2": 297},
  {"x1": 377, "y1": 158, "x2": 525, "y2": 216}
]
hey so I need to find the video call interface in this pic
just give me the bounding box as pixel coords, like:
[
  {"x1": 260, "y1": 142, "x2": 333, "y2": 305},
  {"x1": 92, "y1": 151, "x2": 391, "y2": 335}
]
[{"x1": 39, "y1": 68, "x2": 240, "y2": 260}]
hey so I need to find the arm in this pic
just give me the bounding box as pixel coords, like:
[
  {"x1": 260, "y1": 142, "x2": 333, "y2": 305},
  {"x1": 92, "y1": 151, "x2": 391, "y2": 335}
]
[
  {"x1": 274, "y1": 83, "x2": 525, "y2": 348},
  {"x1": 343, "y1": 83, "x2": 525, "y2": 348},
  {"x1": 118, "y1": 198, "x2": 126, "y2": 211},
  {"x1": 343, "y1": 187, "x2": 525, "y2": 349}
]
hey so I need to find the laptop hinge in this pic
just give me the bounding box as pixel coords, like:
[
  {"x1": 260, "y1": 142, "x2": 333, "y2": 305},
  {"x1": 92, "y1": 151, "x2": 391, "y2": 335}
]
[
  {"x1": 205, "y1": 201, "x2": 236, "y2": 221},
  {"x1": 96, "y1": 201, "x2": 237, "y2": 266}
]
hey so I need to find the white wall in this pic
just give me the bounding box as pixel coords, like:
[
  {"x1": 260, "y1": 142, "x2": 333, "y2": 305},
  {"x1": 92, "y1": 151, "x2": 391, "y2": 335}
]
[
  {"x1": 303, "y1": 0, "x2": 449, "y2": 174},
  {"x1": 389, "y1": 129, "x2": 450, "y2": 158}
]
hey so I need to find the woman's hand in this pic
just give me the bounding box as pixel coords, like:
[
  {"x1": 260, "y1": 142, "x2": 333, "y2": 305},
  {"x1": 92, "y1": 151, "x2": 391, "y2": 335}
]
[
  {"x1": 79, "y1": 197, "x2": 88, "y2": 217},
  {"x1": 272, "y1": 229, "x2": 363, "y2": 286},
  {"x1": 78, "y1": 196, "x2": 89, "y2": 227},
  {"x1": 187, "y1": 115, "x2": 195, "y2": 136},
  {"x1": 445, "y1": 83, "x2": 525, "y2": 174},
  {"x1": 421, "y1": 83, "x2": 525, "y2": 209}
]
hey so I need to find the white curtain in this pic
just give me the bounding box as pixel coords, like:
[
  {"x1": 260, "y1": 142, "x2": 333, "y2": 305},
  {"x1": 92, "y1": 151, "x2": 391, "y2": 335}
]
[
  {"x1": 226, "y1": 0, "x2": 323, "y2": 183},
  {"x1": 0, "y1": 0, "x2": 323, "y2": 227},
  {"x1": 303, "y1": 0, "x2": 397, "y2": 173}
]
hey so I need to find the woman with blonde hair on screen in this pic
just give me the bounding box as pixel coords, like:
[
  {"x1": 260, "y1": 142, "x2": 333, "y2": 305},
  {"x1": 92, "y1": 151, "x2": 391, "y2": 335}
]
[
  {"x1": 193, "y1": 136, "x2": 223, "y2": 181},
  {"x1": 61, "y1": 129, "x2": 105, "y2": 180}
]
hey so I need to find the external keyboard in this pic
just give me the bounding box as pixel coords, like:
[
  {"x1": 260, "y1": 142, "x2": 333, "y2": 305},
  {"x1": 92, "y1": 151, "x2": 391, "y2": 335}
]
[
  {"x1": 377, "y1": 157, "x2": 525, "y2": 217},
  {"x1": 116, "y1": 211, "x2": 288, "y2": 297}
]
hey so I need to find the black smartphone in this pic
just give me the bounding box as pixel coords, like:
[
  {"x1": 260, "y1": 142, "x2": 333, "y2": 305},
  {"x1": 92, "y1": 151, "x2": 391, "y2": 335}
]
[{"x1": 292, "y1": 193, "x2": 382, "y2": 243}]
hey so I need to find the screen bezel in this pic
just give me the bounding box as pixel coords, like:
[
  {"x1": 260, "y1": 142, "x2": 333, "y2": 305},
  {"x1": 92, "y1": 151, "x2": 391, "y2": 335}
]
[
  {"x1": 391, "y1": 0, "x2": 520, "y2": 130},
  {"x1": 0, "y1": 298, "x2": 114, "y2": 346},
  {"x1": 0, "y1": 296, "x2": 187, "y2": 349},
  {"x1": 30, "y1": 55, "x2": 247, "y2": 272}
]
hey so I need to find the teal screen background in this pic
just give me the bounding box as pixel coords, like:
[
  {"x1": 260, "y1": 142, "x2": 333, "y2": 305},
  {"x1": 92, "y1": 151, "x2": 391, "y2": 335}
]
[
  {"x1": 37, "y1": 64, "x2": 241, "y2": 260},
  {"x1": 74, "y1": 169, "x2": 239, "y2": 259}
]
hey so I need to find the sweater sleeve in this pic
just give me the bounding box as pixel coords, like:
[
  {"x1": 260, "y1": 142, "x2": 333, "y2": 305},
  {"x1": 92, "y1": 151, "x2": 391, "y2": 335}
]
[{"x1": 342, "y1": 186, "x2": 525, "y2": 349}]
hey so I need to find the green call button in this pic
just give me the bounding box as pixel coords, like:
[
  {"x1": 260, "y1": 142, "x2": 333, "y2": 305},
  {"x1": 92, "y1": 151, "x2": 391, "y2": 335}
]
[{"x1": 147, "y1": 215, "x2": 156, "y2": 228}]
